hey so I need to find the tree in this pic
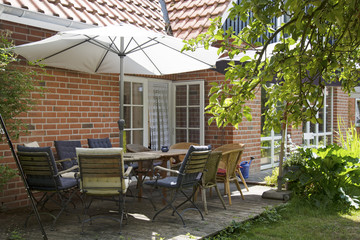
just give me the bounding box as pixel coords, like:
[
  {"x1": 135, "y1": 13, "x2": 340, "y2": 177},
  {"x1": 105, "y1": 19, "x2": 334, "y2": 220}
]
[
  {"x1": 184, "y1": 0, "x2": 360, "y2": 189},
  {"x1": 0, "y1": 30, "x2": 43, "y2": 141}
]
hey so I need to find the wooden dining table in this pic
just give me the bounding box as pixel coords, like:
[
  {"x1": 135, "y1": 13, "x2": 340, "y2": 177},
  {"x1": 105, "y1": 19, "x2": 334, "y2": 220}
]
[{"x1": 124, "y1": 149, "x2": 188, "y2": 200}]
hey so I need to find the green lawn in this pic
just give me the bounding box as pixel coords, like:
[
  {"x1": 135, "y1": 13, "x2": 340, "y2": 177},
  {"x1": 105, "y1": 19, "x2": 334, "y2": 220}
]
[{"x1": 206, "y1": 200, "x2": 360, "y2": 240}]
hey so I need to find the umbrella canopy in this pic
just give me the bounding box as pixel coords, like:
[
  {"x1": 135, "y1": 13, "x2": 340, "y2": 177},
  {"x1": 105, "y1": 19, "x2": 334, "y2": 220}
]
[
  {"x1": 14, "y1": 24, "x2": 220, "y2": 146},
  {"x1": 14, "y1": 24, "x2": 218, "y2": 75}
]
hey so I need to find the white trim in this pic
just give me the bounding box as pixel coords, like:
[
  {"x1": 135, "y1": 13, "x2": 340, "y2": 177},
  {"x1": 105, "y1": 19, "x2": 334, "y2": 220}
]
[{"x1": 172, "y1": 80, "x2": 205, "y2": 145}]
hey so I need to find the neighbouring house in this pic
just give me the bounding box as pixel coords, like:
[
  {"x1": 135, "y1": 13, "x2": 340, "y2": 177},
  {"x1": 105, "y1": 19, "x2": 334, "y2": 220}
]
[{"x1": 0, "y1": 0, "x2": 356, "y2": 210}]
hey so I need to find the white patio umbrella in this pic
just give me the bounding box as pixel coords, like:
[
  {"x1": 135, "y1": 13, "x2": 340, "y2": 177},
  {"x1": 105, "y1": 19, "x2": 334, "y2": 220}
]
[{"x1": 13, "y1": 24, "x2": 219, "y2": 146}]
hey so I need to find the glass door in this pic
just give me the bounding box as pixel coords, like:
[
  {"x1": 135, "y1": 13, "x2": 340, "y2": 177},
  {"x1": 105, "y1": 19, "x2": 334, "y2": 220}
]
[
  {"x1": 172, "y1": 81, "x2": 205, "y2": 145},
  {"x1": 124, "y1": 77, "x2": 148, "y2": 146}
]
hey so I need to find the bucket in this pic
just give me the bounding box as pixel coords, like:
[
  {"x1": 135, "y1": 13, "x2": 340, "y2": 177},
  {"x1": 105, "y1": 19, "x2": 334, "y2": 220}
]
[{"x1": 239, "y1": 157, "x2": 253, "y2": 179}]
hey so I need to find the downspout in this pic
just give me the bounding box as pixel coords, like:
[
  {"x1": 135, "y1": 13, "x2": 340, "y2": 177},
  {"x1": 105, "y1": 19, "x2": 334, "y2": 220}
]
[{"x1": 159, "y1": 0, "x2": 173, "y2": 36}]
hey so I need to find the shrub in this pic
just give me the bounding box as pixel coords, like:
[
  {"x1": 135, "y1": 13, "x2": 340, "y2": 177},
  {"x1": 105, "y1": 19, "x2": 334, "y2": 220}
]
[
  {"x1": 0, "y1": 163, "x2": 17, "y2": 192},
  {"x1": 264, "y1": 167, "x2": 278, "y2": 187},
  {"x1": 288, "y1": 145, "x2": 360, "y2": 211}
]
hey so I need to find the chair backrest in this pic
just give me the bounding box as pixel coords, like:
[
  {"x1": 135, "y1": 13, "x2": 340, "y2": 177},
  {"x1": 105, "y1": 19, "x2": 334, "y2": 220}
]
[
  {"x1": 214, "y1": 143, "x2": 245, "y2": 153},
  {"x1": 170, "y1": 142, "x2": 200, "y2": 163},
  {"x1": 170, "y1": 142, "x2": 199, "y2": 150},
  {"x1": 87, "y1": 138, "x2": 112, "y2": 148},
  {"x1": 220, "y1": 148, "x2": 244, "y2": 178},
  {"x1": 214, "y1": 143, "x2": 245, "y2": 170},
  {"x1": 76, "y1": 147, "x2": 127, "y2": 194},
  {"x1": 17, "y1": 146, "x2": 62, "y2": 189},
  {"x1": 177, "y1": 145, "x2": 211, "y2": 188},
  {"x1": 202, "y1": 151, "x2": 222, "y2": 186},
  {"x1": 54, "y1": 140, "x2": 82, "y2": 170},
  {"x1": 126, "y1": 144, "x2": 151, "y2": 153}
]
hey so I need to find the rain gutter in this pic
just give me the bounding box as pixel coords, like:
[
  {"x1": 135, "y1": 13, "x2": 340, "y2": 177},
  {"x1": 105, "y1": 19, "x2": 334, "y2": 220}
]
[{"x1": 0, "y1": 4, "x2": 91, "y2": 31}]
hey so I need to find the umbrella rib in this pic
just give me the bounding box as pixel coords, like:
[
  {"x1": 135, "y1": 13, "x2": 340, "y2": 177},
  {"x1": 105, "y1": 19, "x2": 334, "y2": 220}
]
[
  {"x1": 94, "y1": 37, "x2": 118, "y2": 72},
  {"x1": 85, "y1": 35, "x2": 120, "y2": 55},
  {"x1": 42, "y1": 37, "x2": 97, "y2": 60},
  {"x1": 125, "y1": 37, "x2": 158, "y2": 55},
  {"x1": 131, "y1": 38, "x2": 162, "y2": 75}
]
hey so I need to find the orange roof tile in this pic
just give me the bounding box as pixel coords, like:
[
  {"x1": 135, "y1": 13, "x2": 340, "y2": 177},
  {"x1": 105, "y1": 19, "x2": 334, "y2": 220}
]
[
  {"x1": 0, "y1": 0, "x2": 166, "y2": 33},
  {"x1": 166, "y1": 0, "x2": 231, "y2": 40}
]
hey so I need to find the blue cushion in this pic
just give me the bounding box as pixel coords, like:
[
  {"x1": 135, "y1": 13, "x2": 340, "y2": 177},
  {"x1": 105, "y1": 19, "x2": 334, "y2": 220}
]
[
  {"x1": 145, "y1": 176, "x2": 178, "y2": 188},
  {"x1": 17, "y1": 145, "x2": 63, "y2": 187},
  {"x1": 54, "y1": 140, "x2": 82, "y2": 170},
  {"x1": 88, "y1": 138, "x2": 112, "y2": 148}
]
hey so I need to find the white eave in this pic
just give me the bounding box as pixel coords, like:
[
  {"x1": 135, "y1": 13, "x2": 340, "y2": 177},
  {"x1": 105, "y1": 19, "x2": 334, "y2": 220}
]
[{"x1": 0, "y1": 4, "x2": 92, "y2": 31}]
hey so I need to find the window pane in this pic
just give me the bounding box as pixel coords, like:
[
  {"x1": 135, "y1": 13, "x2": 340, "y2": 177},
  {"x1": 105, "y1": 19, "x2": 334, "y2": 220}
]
[
  {"x1": 189, "y1": 129, "x2": 200, "y2": 143},
  {"x1": 261, "y1": 140, "x2": 271, "y2": 165},
  {"x1": 189, "y1": 85, "x2": 200, "y2": 106},
  {"x1": 133, "y1": 106, "x2": 143, "y2": 128},
  {"x1": 318, "y1": 136, "x2": 326, "y2": 147},
  {"x1": 132, "y1": 83, "x2": 143, "y2": 105},
  {"x1": 125, "y1": 131, "x2": 131, "y2": 145},
  {"x1": 176, "y1": 107, "x2": 187, "y2": 127},
  {"x1": 133, "y1": 130, "x2": 143, "y2": 145},
  {"x1": 176, "y1": 129, "x2": 187, "y2": 142},
  {"x1": 176, "y1": 86, "x2": 187, "y2": 106},
  {"x1": 274, "y1": 139, "x2": 282, "y2": 163},
  {"x1": 124, "y1": 106, "x2": 131, "y2": 128},
  {"x1": 188, "y1": 107, "x2": 200, "y2": 128},
  {"x1": 124, "y1": 82, "x2": 131, "y2": 104}
]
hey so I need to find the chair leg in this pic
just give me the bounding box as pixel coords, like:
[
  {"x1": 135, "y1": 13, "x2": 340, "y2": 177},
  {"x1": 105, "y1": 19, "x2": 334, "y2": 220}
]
[
  {"x1": 176, "y1": 189, "x2": 204, "y2": 222},
  {"x1": 214, "y1": 185, "x2": 226, "y2": 210},
  {"x1": 225, "y1": 180, "x2": 232, "y2": 205},
  {"x1": 51, "y1": 189, "x2": 78, "y2": 230},
  {"x1": 237, "y1": 169, "x2": 249, "y2": 191},
  {"x1": 201, "y1": 187, "x2": 208, "y2": 215},
  {"x1": 234, "y1": 180, "x2": 245, "y2": 200},
  {"x1": 152, "y1": 189, "x2": 186, "y2": 226}
]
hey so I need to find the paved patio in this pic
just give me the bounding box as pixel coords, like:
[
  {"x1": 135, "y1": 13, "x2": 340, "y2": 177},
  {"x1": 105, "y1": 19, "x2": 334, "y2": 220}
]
[{"x1": 0, "y1": 171, "x2": 280, "y2": 240}]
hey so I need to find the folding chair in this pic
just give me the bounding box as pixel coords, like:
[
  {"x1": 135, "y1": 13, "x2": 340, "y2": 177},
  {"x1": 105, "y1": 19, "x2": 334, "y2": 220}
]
[
  {"x1": 145, "y1": 145, "x2": 211, "y2": 226},
  {"x1": 76, "y1": 147, "x2": 132, "y2": 234},
  {"x1": 17, "y1": 145, "x2": 79, "y2": 230}
]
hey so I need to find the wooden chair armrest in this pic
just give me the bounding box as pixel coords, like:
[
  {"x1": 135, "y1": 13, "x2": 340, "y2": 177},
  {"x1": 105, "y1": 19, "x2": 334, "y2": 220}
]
[
  {"x1": 124, "y1": 166, "x2": 133, "y2": 178},
  {"x1": 57, "y1": 165, "x2": 79, "y2": 176}
]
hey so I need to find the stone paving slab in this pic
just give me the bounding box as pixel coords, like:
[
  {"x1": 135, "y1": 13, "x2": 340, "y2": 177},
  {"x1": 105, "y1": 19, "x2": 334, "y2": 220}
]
[{"x1": 0, "y1": 183, "x2": 282, "y2": 240}]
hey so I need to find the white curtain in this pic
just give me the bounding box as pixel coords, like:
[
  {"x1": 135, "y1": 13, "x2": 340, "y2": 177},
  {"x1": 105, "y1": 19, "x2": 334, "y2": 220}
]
[{"x1": 148, "y1": 82, "x2": 170, "y2": 150}]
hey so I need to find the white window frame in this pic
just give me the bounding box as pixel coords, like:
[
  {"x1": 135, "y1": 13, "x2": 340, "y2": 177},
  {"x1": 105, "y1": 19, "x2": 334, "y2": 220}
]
[
  {"x1": 260, "y1": 130, "x2": 281, "y2": 170},
  {"x1": 355, "y1": 98, "x2": 360, "y2": 127},
  {"x1": 303, "y1": 87, "x2": 334, "y2": 148},
  {"x1": 171, "y1": 80, "x2": 205, "y2": 145},
  {"x1": 124, "y1": 76, "x2": 149, "y2": 146}
]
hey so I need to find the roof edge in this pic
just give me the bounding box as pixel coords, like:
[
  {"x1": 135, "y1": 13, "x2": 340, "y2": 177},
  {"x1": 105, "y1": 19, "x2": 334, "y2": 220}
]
[{"x1": 0, "y1": 4, "x2": 92, "y2": 31}]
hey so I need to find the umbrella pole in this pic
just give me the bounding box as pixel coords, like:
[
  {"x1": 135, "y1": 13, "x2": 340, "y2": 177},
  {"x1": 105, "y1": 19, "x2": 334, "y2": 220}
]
[
  {"x1": 119, "y1": 37, "x2": 125, "y2": 148},
  {"x1": 0, "y1": 114, "x2": 48, "y2": 240}
]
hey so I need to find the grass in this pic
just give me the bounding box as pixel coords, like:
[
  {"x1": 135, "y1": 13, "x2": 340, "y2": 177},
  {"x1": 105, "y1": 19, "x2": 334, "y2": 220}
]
[{"x1": 206, "y1": 199, "x2": 360, "y2": 240}]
